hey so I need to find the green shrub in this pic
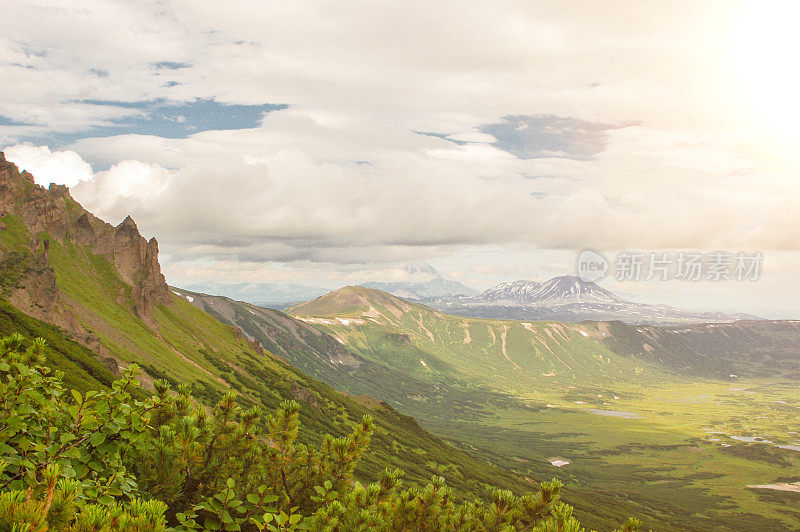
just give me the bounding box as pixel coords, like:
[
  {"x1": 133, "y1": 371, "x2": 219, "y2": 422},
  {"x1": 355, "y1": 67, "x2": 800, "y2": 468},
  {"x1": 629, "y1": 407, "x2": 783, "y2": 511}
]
[{"x1": 0, "y1": 333, "x2": 637, "y2": 531}]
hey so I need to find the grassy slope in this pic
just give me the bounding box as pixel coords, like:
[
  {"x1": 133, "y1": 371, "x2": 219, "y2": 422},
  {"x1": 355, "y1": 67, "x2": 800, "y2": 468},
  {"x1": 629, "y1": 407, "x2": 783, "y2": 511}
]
[
  {"x1": 284, "y1": 286, "x2": 800, "y2": 531},
  {"x1": 172, "y1": 289, "x2": 530, "y2": 424},
  {"x1": 286, "y1": 287, "x2": 675, "y2": 390},
  {"x1": 0, "y1": 300, "x2": 117, "y2": 392},
  {"x1": 0, "y1": 216, "x2": 528, "y2": 501}
]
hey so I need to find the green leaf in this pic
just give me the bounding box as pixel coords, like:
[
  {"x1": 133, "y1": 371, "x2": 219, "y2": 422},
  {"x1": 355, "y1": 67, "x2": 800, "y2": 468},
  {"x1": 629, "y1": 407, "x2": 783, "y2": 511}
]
[
  {"x1": 62, "y1": 447, "x2": 81, "y2": 459},
  {"x1": 89, "y1": 432, "x2": 106, "y2": 446}
]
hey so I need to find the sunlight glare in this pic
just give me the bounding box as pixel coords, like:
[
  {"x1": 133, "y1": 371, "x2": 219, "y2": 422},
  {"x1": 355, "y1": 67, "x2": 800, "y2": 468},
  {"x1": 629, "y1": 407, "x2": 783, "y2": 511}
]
[{"x1": 734, "y1": 1, "x2": 800, "y2": 144}]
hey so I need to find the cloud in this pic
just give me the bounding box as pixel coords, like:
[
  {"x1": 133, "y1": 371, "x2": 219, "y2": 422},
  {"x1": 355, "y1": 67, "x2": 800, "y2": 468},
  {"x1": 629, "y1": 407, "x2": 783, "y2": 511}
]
[
  {"x1": 0, "y1": 1, "x2": 767, "y2": 144},
  {"x1": 70, "y1": 133, "x2": 538, "y2": 263},
  {"x1": 3, "y1": 144, "x2": 93, "y2": 187},
  {"x1": 74, "y1": 159, "x2": 173, "y2": 218},
  {"x1": 8, "y1": 115, "x2": 797, "y2": 270},
  {"x1": 49, "y1": 119, "x2": 793, "y2": 266}
]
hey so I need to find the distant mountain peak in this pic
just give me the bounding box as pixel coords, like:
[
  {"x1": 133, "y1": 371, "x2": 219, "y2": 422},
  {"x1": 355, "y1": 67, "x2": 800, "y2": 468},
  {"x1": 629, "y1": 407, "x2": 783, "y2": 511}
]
[
  {"x1": 493, "y1": 279, "x2": 543, "y2": 289},
  {"x1": 182, "y1": 280, "x2": 329, "y2": 307},
  {"x1": 361, "y1": 263, "x2": 477, "y2": 300},
  {"x1": 478, "y1": 275, "x2": 621, "y2": 305},
  {"x1": 425, "y1": 273, "x2": 755, "y2": 325},
  {"x1": 403, "y1": 262, "x2": 439, "y2": 276}
]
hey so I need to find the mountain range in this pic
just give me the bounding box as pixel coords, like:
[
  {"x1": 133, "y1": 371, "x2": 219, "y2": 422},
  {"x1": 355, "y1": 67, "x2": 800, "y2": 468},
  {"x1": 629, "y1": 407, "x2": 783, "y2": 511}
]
[
  {"x1": 182, "y1": 263, "x2": 476, "y2": 308},
  {"x1": 185, "y1": 280, "x2": 329, "y2": 307},
  {"x1": 423, "y1": 276, "x2": 758, "y2": 325},
  {"x1": 279, "y1": 286, "x2": 800, "y2": 529},
  {"x1": 188, "y1": 266, "x2": 753, "y2": 326}
]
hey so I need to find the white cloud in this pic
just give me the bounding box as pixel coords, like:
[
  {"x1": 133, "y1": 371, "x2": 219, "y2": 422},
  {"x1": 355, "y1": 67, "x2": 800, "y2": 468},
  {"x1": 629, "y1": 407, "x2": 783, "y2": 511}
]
[
  {"x1": 74, "y1": 160, "x2": 173, "y2": 223},
  {"x1": 57, "y1": 117, "x2": 796, "y2": 265},
  {"x1": 0, "y1": 1, "x2": 783, "y2": 138},
  {"x1": 3, "y1": 144, "x2": 93, "y2": 187}
]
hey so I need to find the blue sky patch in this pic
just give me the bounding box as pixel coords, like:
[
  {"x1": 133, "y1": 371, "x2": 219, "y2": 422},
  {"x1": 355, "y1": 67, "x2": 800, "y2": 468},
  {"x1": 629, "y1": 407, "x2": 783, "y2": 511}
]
[
  {"x1": 8, "y1": 99, "x2": 287, "y2": 148},
  {"x1": 480, "y1": 114, "x2": 621, "y2": 160},
  {"x1": 152, "y1": 61, "x2": 191, "y2": 70},
  {"x1": 413, "y1": 131, "x2": 469, "y2": 145},
  {"x1": 0, "y1": 115, "x2": 32, "y2": 127},
  {"x1": 415, "y1": 115, "x2": 629, "y2": 160},
  {"x1": 78, "y1": 99, "x2": 286, "y2": 139}
]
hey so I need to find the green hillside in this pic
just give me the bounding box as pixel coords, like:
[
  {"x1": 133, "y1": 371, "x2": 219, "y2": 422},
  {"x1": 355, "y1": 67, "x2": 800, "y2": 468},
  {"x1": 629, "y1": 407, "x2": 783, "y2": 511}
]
[
  {"x1": 286, "y1": 287, "x2": 677, "y2": 391},
  {"x1": 283, "y1": 286, "x2": 800, "y2": 530},
  {"x1": 0, "y1": 299, "x2": 118, "y2": 392}
]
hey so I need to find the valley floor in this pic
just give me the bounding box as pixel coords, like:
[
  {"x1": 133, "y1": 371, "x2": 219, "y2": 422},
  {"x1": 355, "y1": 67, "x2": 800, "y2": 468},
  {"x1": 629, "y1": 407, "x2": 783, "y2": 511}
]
[{"x1": 404, "y1": 378, "x2": 800, "y2": 531}]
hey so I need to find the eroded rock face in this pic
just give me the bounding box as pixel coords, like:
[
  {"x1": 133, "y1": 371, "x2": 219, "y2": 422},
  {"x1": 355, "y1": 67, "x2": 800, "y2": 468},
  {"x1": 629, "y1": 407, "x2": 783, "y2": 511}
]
[{"x1": 0, "y1": 152, "x2": 171, "y2": 321}]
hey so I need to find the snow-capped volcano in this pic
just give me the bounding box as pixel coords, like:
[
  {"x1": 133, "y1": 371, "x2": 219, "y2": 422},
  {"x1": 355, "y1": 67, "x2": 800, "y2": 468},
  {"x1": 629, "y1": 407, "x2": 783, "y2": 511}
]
[
  {"x1": 360, "y1": 263, "x2": 477, "y2": 299},
  {"x1": 425, "y1": 275, "x2": 757, "y2": 325},
  {"x1": 479, "y1": 276, "x2": 620, "y2": 306}
]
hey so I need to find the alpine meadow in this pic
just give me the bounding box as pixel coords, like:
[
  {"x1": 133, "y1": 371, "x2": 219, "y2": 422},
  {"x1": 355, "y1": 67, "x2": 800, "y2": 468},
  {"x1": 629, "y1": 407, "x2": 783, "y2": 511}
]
[{"x1": 2, "y1": 2, "x2": 800, "y2": 531}]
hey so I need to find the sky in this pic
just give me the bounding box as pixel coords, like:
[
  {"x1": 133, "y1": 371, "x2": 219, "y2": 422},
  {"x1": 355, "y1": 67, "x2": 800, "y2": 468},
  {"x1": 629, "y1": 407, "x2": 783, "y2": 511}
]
[{"x1": 2, "y1": 0, "x2": 800, "y2": 318}]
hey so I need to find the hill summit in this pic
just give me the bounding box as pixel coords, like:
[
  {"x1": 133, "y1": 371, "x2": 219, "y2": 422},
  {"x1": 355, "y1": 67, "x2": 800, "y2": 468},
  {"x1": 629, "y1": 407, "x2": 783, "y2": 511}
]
[{"x1": 286, "y1": 285, "x2": 414, "y2": 318}]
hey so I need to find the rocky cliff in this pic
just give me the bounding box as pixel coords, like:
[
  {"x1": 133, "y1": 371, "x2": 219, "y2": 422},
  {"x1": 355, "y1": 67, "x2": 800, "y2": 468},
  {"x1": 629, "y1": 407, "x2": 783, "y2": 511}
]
[{"x1": 0, "y1": 151, "x2": 170, "y2": 322}]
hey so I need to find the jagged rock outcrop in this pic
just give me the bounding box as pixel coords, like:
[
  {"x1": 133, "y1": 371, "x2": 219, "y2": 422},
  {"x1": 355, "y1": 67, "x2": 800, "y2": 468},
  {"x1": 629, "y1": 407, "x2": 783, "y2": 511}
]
[
  {"x1": 95, "y1": 215, "x2": 171, "y2": 318},
  {"x1": 0, "y1": 151, "x2": 171, "y2": 321}
]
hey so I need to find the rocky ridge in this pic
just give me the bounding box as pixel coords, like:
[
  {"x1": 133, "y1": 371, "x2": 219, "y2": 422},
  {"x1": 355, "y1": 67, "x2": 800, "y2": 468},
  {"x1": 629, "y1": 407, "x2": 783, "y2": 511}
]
[{"x1": 0, "y1": 152, "x2": 170, "y2": 323}]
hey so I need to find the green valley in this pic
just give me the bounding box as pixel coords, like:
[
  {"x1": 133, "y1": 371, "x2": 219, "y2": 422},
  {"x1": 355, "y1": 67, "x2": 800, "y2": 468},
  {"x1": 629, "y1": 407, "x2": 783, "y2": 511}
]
[{"x1": 275, "y1": 286, "x2": 800, "y2": 530}]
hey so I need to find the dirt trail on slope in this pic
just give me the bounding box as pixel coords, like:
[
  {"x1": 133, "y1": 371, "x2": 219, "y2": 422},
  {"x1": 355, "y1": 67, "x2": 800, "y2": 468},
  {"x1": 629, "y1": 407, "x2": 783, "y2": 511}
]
[
  {"x1": 413, "y1": 316, "x2": 435, "y2": 342},
  {"x1": 500, "y1": 325, "x2": 521, "y2": 370},
  {"x1": 169, "y1": 345, "x2": 229, "y2": 387},
  {"x1": 523, "y1": 323, "x2": 574, "y2": 373},
  {"x1": 462, "y1": 321, "x2": 472, "y2": 344},
  {"x1": 747, "y1": 482, "x2": 800, "y2": 493}
]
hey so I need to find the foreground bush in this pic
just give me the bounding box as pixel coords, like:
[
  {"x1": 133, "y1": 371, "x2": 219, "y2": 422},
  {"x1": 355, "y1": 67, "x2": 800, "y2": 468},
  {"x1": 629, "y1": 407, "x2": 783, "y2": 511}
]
[{"x1": 0, "y1": 334, "x2": 639, "y2": 531}]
